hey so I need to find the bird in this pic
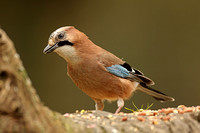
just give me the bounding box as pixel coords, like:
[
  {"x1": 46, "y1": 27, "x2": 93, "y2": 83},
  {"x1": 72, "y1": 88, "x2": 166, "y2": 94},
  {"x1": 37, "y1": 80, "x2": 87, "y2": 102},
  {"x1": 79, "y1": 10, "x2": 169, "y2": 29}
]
[{"x1": 43, "y1": 26, "x2": 175, "y2": 113}]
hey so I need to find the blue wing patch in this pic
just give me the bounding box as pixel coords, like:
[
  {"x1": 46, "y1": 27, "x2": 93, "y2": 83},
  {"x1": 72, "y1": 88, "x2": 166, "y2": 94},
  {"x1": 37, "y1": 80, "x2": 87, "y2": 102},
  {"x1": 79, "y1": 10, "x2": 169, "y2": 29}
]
[
  {"x1": 106, "y1": 64, "x2": 155, "y2": 85},
  {"x1": 106, "y1": 65, "x2": 131, "y2": 78}
]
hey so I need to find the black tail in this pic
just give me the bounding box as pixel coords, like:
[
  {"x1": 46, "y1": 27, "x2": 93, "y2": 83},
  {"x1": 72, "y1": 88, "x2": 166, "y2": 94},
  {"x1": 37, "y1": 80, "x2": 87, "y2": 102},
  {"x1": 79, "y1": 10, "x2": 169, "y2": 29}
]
[{"x1": 138, "y1": 83, "x2": 175, "y2": 102}]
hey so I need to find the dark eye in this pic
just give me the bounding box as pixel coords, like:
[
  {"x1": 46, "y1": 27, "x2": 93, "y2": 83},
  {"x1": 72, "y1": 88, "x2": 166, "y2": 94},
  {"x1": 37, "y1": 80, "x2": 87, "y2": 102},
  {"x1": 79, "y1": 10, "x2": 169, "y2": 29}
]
[{"x1": 57, "y1": 32, "x2": 65, "y2": 40}]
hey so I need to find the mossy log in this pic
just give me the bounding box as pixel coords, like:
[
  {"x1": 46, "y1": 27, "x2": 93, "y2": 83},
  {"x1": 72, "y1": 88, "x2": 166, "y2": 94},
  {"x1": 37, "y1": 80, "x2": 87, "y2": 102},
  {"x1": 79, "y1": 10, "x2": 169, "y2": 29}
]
[{"x1": 0, "y1": 28, "x2": 200, "y2": 133}]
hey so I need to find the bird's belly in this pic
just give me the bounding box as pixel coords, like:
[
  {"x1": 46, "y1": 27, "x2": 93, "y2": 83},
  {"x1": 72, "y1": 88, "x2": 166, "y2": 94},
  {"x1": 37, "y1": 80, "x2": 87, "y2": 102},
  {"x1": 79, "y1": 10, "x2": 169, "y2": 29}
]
[{"x1": 68, "y1": 68, "x2": 137, "y2": 100}]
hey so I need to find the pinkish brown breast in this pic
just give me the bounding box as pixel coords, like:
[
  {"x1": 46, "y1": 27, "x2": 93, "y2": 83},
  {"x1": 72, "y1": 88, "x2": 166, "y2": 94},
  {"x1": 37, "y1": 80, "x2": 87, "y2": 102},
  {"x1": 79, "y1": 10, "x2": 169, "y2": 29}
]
[{"x1": 67, "y1": 60, "x2": 137, "y2": 101}]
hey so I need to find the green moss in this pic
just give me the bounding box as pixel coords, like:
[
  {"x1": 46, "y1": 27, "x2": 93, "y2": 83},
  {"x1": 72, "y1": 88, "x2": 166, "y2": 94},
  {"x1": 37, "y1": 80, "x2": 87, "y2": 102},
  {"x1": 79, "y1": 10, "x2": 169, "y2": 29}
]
[{"x1": 18, "y1": 66, "x2": 28, "y2": 80}]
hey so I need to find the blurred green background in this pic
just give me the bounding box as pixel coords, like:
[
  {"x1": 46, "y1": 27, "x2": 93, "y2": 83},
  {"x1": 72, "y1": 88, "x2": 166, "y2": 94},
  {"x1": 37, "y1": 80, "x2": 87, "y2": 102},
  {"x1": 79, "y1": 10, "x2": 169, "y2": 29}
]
[{"x1": 1, "y1": 0, "x2": 200, "y2": 113}]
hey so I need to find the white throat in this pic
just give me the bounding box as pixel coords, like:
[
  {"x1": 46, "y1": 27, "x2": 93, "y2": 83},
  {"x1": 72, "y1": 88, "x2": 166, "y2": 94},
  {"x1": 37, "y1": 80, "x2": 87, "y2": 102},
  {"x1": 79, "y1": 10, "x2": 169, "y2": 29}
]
[{"x1": 54, "y1": 45, "x2": 80, "y2": 64}]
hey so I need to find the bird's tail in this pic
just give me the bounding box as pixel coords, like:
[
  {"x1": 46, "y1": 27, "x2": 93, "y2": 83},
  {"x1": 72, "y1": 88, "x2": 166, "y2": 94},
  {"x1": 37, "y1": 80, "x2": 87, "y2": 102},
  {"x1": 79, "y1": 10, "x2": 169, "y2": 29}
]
[{"x1": 137, "y1": 83, "x2": 175, "y2": 102}]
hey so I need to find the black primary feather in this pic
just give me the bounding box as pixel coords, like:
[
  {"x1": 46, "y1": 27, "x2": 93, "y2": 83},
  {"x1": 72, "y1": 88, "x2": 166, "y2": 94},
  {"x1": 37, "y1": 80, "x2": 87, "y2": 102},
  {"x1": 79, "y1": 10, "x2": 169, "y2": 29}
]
[
  {"x1": 133, "y1": 68, "x2": 144, "y2": 75},
  {"x1": 120, "y1": 62, "x2": 154, "y2": 85},
  {"x1": 136, "y1": 75, "x2": 155, "y2": 86},
  {"x1": 120, "y1": 62, "x2": 132, "y2": 71}
]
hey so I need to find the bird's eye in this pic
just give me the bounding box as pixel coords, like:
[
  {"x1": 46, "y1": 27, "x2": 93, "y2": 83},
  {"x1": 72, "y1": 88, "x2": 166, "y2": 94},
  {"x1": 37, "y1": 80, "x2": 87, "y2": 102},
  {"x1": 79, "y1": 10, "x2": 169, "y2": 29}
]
[{"x1": 57, "y1": 32, "x2": 65, "y2": 40}]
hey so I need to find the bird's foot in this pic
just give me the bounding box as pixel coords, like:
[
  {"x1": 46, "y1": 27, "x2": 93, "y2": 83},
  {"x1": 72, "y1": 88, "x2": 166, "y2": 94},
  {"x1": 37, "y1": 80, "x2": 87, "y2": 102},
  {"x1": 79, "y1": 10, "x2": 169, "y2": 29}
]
[
  {"x1": 115, "y1": 98, "x2": 124, "y2": 114},
  {"x1": 115, "y1": 106, "x2": 123, "y2": 114}
]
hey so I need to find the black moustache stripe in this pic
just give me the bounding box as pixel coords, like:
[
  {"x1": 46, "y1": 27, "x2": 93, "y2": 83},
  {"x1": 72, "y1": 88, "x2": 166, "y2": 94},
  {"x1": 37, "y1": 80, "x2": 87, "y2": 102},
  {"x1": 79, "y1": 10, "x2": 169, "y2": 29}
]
[{"x1": 57, "y1": 41, "x2": 73, "y2": 46}]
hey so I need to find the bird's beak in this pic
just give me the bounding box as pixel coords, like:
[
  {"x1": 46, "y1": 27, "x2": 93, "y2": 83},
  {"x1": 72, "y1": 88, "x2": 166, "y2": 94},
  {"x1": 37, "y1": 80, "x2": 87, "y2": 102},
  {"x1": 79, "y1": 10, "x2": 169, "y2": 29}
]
[{"x1": 43, "y1": 43, "x2": 58, "y2": 54}]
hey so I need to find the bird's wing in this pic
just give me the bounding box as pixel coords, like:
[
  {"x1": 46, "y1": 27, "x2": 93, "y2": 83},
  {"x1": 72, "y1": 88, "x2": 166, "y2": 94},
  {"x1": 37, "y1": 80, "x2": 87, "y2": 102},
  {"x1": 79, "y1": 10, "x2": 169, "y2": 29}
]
[{"x1": 106, "y1": 63, "x2": 155, "y2": 86}]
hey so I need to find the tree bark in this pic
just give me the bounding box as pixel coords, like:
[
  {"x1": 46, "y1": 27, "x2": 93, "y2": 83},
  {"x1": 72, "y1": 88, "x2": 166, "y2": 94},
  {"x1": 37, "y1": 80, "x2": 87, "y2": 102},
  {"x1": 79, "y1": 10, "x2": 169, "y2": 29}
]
[
  {"x1": 0, "y1": 28, "x2": 200, "y2": 133},
  {"x1": 0, "y1": 28, "x2": 77, "y2": 133}
]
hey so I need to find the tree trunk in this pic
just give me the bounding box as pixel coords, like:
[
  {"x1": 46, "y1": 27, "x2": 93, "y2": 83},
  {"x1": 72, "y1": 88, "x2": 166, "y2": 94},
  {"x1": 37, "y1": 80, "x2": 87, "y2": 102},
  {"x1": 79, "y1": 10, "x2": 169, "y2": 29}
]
[{"x1": 0, "y1": 28, "x2": 199, "y2": 133}]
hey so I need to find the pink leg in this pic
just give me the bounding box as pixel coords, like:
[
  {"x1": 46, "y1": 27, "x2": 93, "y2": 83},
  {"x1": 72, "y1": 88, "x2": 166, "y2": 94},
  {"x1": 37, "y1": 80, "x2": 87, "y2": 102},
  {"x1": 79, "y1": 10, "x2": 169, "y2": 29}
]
[{"x1": 115, "y1": 98, "x2": 124, "y2": 114}]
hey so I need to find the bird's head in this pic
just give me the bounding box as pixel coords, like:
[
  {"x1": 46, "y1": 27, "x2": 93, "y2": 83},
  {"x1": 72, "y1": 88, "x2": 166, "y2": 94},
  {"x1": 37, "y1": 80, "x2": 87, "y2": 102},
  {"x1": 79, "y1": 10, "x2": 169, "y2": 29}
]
[{"x1": 43, "y1": 26, "x2": 88, "y2": 63}]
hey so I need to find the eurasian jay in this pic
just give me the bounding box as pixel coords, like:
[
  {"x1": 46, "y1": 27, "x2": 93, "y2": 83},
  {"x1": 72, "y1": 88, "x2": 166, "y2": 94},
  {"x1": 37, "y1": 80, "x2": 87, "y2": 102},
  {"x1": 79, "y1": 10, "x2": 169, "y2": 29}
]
[{"x1": 43, "y1": 26, "x2": 174, "y2": 113}]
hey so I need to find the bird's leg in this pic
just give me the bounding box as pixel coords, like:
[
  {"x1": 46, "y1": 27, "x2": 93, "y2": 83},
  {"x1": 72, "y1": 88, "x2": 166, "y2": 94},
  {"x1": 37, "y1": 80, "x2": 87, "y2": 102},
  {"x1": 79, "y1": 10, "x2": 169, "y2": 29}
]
[
  {"x1": 94, "y1": 99, "x2": 104, "y2": 111},
  {"x1": 115, "y1": 98, "x2": 124, "y2": 114}
]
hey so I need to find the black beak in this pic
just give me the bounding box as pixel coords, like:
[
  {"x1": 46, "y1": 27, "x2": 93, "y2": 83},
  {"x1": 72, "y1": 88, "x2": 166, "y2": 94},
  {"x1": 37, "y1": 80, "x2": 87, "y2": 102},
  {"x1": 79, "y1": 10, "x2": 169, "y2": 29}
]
[{"x1": 43, "y1": 43, "x2": 58, "y2": 54}]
